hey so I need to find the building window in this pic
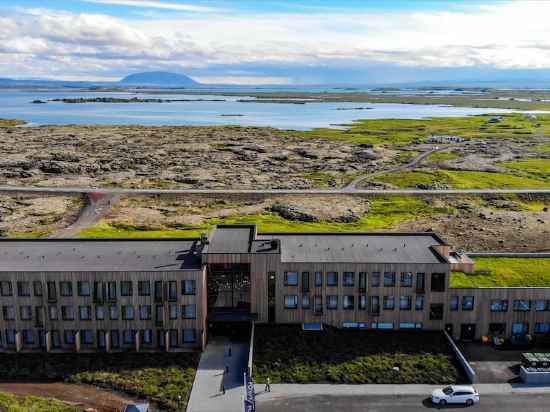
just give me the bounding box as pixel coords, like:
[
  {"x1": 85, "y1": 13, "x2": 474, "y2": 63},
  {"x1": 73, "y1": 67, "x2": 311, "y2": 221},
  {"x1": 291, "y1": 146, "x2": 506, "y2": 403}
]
[
  {"x1": 110, "y1": 330, "x2": 120, "y2": 348},
  {"x1": 140, "y1": 305, "x2": 151, "y2": 320},
  {"x1": 284, "y1": 295, "x2": 298, "y2": 309},
  {"x1": 343, "y1": 272, "x2": 355, "y2": 287},
  {"x1": 33, "y1": 281, "x2": 43, "y2": 296},
  {"x1": 169, "y1": 304, "x2": 178, "y2": 319},
  {"x1": 399, "y1": 296, "x2": 412, "y2": 311},
  {"x1": 535, "y1": 300, "x2": 549, "y2": 312},
  {"x1": 121, "y1": 305, "x2": 134, "y2": 320},
  {"x1": 183, "y1": 329, "x2": 196, "y2": 343},
  {"x1": 535, "y1": 323, "x2": 550, "y2": 334},
  {"x1": 313, "y1": 295, "x2": 323, "y2": 314},
  {"x1": 183, "y1": 304, "x2": 196, "y2": 319},
  {"x1": 462, "y1": 296, "x2": 474, "y2": 311},
  {"x1": 383, "y1": 296, "x2": 395, "y2": 310},
  {"x1": 168, "y1": 281, "x2": 177, "y2": 301},
  {"x1": 513, "y1": 300, "x2": 531, "y2": 312},
  {"x1": 343, "y1": 295, "x2": 355, "y2": 310},
  {"x1": 61, "y1": 306, "x2": 74, "y2": 320},
  {"x1": 64, "y1": 330, "x2": 76, "y2": 345},
  {"x1": 5, "y1": 329, "x2": 16, "y2": 345},
  {"x1": 21, "y1": 329, "x2": 34, "y2": 345},
  {"x1": 327, "y1": 272, "x2": 338, "y2": 287},
  {"x1": 490, "y1": 300, "x2": 508, "y2": 312},
  {"x1": 120, "y1": 281, "x2": 133, "y2": 297},
  {"x1": 512, "y1": 323, "x2": 529, "y2": 334},
  {"x1": 415, "y1": 295, "x2": 424, "y2": 311},
  {"x1": 110, "y1": 305, "x2": 119, "y2": 320},
  {"x1": 154, "y1": 281, "x2": 163, "y2": 301},
  {"x1": 81, "y1": 330, "x2": 93, "y2": 345},
  {"x1": 20, "y1": 305, "x2": 32, "y2": 320},
  {"x1": 182, "y1": 280, "x2": 196, "y2": 295},
  {"x1": 96, "y1": 305, "x2": 105, "y2": 320},
  {"x1": 450, "y1": 296, "x2": 459, "y2": 311},
  {"x1": 107, "y1": 282, "x2": 117, "y2": 300},
  {"x1": 301, "y1": 272, "x2": 310, "y2": 292},
  {"x1": 77, "y1": 281, "x2": 91, "y2": 296},
  {"x1": 489, "y1": 323, "x2": 506, "y2": 335},
  {"x1": 123, "y1": 330, "x2": 136, "y2": 345},
  {"x1": 371, "y1": 296, "x2": 380, "y2": 314},
  {"x1": 431, "y1": 273, "x2": 446, "y2": 292},
  {"x1": 51, "y1": 330, "x2": 61, "y2": 348},
  {"x1": 155, "y1": 305, "x2": 164, "y2": 323},
  {"x1": 301, "y1": 294, "x2": 310, "y2": 309},
  {"x1": 314, "y1": 272, "x2": 323, "y2": 287},
  {"x1": 141, "y1": 329, "x2": 153, "y2": 344},
  {"x1": 169, "y1": 329, "x2": 178, "y2": 347},
  {"x1": 373, "y1": 322, "x2": 394, "y2": 330},
  {"x1": 138, "y1": 281, "x2": 151, "y2": 296},
  {"x1": 60, "y1": 281, "x2": 73, "y2": 297},
  {"x1": 383, "y1": 272, "x2": 396, "y2": 287},
  {"x1": 371, "y1": 272, "x2": 380, "y2": 287},
  {"x1": 3, "y1": 306, "x2": 15, "y2": 321},
  {"x1": 327, "y1": 295, "x2": 338, "y2": 310},
  {"x1": 416, "y1": 273, "x2": 425, "y2": 292},
  {"x1": 47, "y1": 282, "x2": 56, "y2": 300},
  {"x1": 79, "y1": 306, "x2": 91, "y2": 321},
  {"x1": 0, "y1": 281, "x2": 13, "y2": 296},
  {"x1": 429, "y1": 303, "x2": 444, "y2": 320},
  {"x1": 359, "y1": 272, "x2": 367, "y2": 292},
  {"x1": 48, "y1": 306, "x2": 58, "y2": 320},
  {"x1": 359, "y1": 295, "x2": 368, "y2": 310},
  {"x1": 400, "y1": 273, "x2": 413, "y2": 287},
  {"x1": 284, "y1": 272, "x2": 299, "y2": 286},
  {"x1": 17, "y1": 281, "x2": 31, "y2": 297}
]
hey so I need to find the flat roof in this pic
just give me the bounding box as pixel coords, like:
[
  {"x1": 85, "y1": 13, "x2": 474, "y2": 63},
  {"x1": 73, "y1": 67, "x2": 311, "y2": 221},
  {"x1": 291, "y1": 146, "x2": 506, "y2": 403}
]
[
  {"x1": 204, "y1": 225, "x2": 256, "y2": 254},
  {"x1": 0, "y1": 239, "x2": 202, "y2": 272},
  {"x1": 257, "y1": 232, "x2": 447, "y2": 264}
]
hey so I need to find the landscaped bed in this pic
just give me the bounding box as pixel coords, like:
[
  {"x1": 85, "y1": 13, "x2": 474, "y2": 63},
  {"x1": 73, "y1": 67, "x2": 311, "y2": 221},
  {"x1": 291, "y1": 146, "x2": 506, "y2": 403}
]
[
  {"x1": 0, "y1": 391, "x2": 79, "y2": 412},
  {"x1": 0, "y1": 352, "x2": 199, "y2": 411},
  {"x1": 253, "y1": 325, "x2": 466, "y2": 384}
]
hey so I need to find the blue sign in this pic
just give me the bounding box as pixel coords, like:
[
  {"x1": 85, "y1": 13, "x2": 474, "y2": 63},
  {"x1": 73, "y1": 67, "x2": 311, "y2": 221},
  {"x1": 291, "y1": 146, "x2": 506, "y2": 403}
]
[{"x1": 243, "y1": 372, "x2": 256, "y2": 412}]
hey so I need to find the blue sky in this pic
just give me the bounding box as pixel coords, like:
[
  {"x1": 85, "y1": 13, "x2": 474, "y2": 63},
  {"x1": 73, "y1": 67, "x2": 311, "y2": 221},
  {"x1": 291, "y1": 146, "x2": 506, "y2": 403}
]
[{"x1": 2, "y1": 1, "x2": 550, "y2": 84}]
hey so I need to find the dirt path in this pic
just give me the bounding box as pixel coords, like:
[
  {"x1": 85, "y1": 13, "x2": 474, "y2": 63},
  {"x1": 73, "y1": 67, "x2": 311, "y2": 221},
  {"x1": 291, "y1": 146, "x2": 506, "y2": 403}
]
[
  {"x1": 49, "y1": 192, "x2": 120, "y2": 238},
  {"x1": 0, "y1": 382, "x2": 136, "y2": 412}
]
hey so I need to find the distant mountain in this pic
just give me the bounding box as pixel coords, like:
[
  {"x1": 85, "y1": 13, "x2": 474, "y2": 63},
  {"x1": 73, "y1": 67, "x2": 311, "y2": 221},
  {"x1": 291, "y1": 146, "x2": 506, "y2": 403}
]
[{"x1": 119, "y1": 71, "x2": 199, "y2": 87}]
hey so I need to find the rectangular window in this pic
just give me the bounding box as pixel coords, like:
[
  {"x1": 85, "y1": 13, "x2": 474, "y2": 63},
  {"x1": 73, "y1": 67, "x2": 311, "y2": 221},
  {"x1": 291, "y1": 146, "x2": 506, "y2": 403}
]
[
  {"x1": 489, "y1": 323, "x2": 506, "y2": 335},
  {"x1": 284, "y1": 295, "x2": 298, "y2": 309},
  {"x1": 535, "y1": 300, "x2": 549, "y2": 312},
  {"x1": 490, "y1": 300, "x2": 508, "y2": 312},
  {"x1": 183, "y1": 329, "x2": 196, "y2": 343},
  {"x1": 61, "y1": 306, "x2": 74, "y2": 320},
  {"x1": 284, "y1": 272, "x2": 298, "y2": 286},
  {"x1": 123, "y1": 330, "x2": 136, "y2": 345},
  {"x1": 450, "y1": 296, "x2": 459, "y2": 311},
  {"x1": 20, "y1": 305, "x2": 32, "y2": 320},
  {"x1": 155, "y1": 305, "x2": 164, "y2": 323},
  {"x1": 22, "y1": 329, "x2": 33, "y2": 345},
  {"x1": 109, "y1": 305, "x2": 119, "y2": 320},
  {"x1": 462, "y1": 296, "x2": 474, "y2": 311},
  {"x1": 431, "y1": 273, "x2": 446, "y2": 292},
  {"x1": 35, "y1": 307, "x2": 44, "y2": 325},
  {"x1": 154, "y1": 281, "x2": 163, "y2": 301},
  {"x1": 370, "y1": 296, "x2": 380, "y2": 314},
  {"x1": 400, "y1": 272, "x2": 413, "y2": 287},
  {"x1": 513, "y1": 300, "x2": 531, "y2": 312},
  {"x1": 327, "y1": 295, "x2": 338, "y2": 309},
  {"x1": 314, "y1": 272, "x2": 323, "y2": 287},
  {"x1": 183, "y1": 304, "x2": 196, "y2": 319},
  {"x1": 64, "y1": 330, "x2": 76, "y2": 345},
  {"x1": 327, "y1": 272, "x2": 338, "y2": 287},
  {"x1": 415, "y1": 295, "x2": 424, "y2": 311},
  {"x1": 169, "y1": 304, "x2": 178, "y2": 319},
  {"x1": 51, "y1": 330, "x2": 61, "y2": 348},
  {"x1": 301, "y1": 294, "x2": 310, "y2": 309},
  {"x1": 0, "y1": 281, "x2": 13, "y2": 296},
  {"x1": 429, "y1": 303, "x2": 444, "y2": 320},
  {"x1": 535, "y1": 323, "x2": 550, "y2": 334},
  {"x1": 140, "y1": 305, "x2": 152, "y2": 320},
  {"x1": 95, "y1": 305, "x2": 105, "y2": 320},
  {"x1": 313, "y1": 296, "x2": 323, "y2": 314},
  {"x1": 383, "y1": 272, "x2": 395, "y2": 287},
  {"x1": 343, "y1": 272, "x2": 355, "y2": 287},
  {"x1": 107, "y1": 281, "x2": 116, "y2": 300},
  {"x1": 512, "y1": 323, "x2": 529, "y2": 334},
  {"x1": 383, "y1": 295, "x2": 395, "y2": 310},
  {"x1": 79, "y1": 306, "x2": 91, "y2": 320},
  {"x1": 343, "y1": 295, "x2": 354, "y2": 310},
  {"x1": 359, "y1": 295, "x2": 368, "y2": 310},
  {"x1": 301, "y1": 272, "x2": 310, "y2": 292},
  {"x1": 371, "y1": 272, "x2": 380, "y2": 287},
  {"x1": 17, "y1": 281, "x2": 31, "y2": 297},
  {"x1": 168, "y1": 281, "x2": 177, "y2": 301},
  {"x1": 48, "y1": 306, "x2": 58, "y2": 320},
  {"x1": 359, "y1": 272, "x2": 367, "y2": 292},
  {"x1": 2, "y1": 306, "x2": 15, "y2": 321},
  {"x1": 47, "y1": 282, "x2": 56, "y2": 300},
  {"x1": 138, "y1": 281, "x2": 151, "y2": 296},
  {"x1": 5, "y1": 329, "x2": 16, "y2": 345},
  {"x1": 122, "y1": 305, "x2": 135, "y2": 320},
  {"x1": 182, "y1": 280, "x2": 196, "y2": 295},
  {"x1": 399, "y1": 296, "x2": 412, "y2": 311},
  {"x1": 169, "y1": 329, "x2": 178, "y2": 347},
  {"x1": 77, "y1": 281, "x2": 91, "y2": 296},
  {"x1": 81, "y1": 330, "x2": 93, "y2": 345},
  {"x1": 110, "y1": 330, "x2": 120, "y2": 348},
  {"x1": 93, "y1": 281, "x2": 103, "y2": 302},
  {"x1": 120, "y1": 281, "x2": 133, "y2": 297},
  {"x1": 60, "y1": 281, "x2": 73, "y2": 297},
  {"x1": 33, "y1": 281, "x2": 43, "y2": 296},
  {"x1": 416, "y1": 273, "x2": 425, "y2": 292},
  {"x1": 141, "y1": 329, "x2": 153, "y2": 344}
]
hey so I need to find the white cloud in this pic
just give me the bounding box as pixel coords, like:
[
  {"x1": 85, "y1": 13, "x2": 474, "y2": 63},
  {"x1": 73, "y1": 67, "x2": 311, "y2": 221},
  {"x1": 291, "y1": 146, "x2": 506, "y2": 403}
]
[
  {"x1": 193, "y1": 75, "x2": 292, "y2": 85},
  {"x1": 82, "y1": 0, "x2": 219, "y2": 13}
]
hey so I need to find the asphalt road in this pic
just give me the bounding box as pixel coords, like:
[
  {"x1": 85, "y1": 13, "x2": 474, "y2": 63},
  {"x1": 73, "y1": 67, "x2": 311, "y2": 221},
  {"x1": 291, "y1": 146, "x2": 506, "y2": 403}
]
[{"x1": 257, "y1": 393, "x2": 550, "y2": 412}]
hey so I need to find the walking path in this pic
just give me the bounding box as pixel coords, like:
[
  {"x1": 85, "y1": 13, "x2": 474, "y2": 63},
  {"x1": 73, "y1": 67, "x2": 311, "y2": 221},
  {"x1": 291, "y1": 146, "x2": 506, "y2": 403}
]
[{"x1": 187, "y1": 338, "x2": 249, "y2": 412}]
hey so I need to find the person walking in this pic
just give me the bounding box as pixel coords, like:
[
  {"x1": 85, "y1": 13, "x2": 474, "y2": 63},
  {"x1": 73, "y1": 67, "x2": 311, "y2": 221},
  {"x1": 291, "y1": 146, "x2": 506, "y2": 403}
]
[{"x1": 264, "y1": 377, "x2": 271, "y2": 392}]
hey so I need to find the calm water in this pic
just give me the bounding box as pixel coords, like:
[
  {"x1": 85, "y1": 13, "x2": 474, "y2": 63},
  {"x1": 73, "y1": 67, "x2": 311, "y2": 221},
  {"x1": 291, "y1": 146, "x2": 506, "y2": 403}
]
[{"x1": 0, "y1": 89, "x2": 524, "y2": 130}]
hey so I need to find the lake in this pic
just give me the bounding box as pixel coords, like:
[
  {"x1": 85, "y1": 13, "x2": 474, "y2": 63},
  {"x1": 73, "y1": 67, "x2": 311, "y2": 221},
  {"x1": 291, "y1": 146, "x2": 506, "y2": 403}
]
[{"x1": 0, "y1": 89, "x2": 525, "y2": 130}]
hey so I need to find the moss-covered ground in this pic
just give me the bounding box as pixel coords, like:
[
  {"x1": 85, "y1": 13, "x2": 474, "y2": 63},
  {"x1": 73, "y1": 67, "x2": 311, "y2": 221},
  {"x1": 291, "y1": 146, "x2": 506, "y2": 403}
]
[{"x1": 0, "y1": 392, "x2": 79, "y2": 412}]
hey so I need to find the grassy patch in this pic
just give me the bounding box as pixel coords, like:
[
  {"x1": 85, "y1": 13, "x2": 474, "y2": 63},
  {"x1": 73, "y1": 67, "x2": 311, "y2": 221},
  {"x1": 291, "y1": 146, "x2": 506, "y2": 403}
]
[
  {"x1": 394, "y1": 151, "x2": 420, "y2": 164},
  {"x1": 0, "y1": 118, "x2": 25, "y2": 127},
  {"x1": 253, "y1": 325, "x2": 465, "y2": 384},
  {"x1": 0, "y1": 391, "x2": 79, "y2": 412},
  {"x1": 424, "y1": 151, "x2": 461, "y2": 165},
  {"x1": 451, "y1": 258, "x2": 550, "y2": 287},
  {"x1": 0, "y1": 353, "x2": 199, "y2": 411},
  {"x1": 374, "y1": 170, "x2": 549, "y2": 189},
  {"x1": 498, "y1": 158, "x2": 550, "y2": 181},
  {"x1": 532, "y1": 142, "x2": 550, "y2": 153}
]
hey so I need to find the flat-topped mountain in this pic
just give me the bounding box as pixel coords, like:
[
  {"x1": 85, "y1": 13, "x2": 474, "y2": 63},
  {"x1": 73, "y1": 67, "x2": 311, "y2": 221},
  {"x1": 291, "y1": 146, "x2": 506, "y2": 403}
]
[{"x1": 119, "y1": 71, "x2": 199, "y2": 87}]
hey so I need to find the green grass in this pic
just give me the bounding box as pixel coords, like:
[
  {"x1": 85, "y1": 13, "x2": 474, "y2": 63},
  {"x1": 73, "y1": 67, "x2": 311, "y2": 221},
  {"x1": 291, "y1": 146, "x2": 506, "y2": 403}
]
[
  {"x1": 0, "y1": 353, "x2": 199, "y2": 411},
  {"x1": 498, "y1": 158, "x2": 550, "y2": 181},
  {"x1": 533, "y1": 142, "x2": 550, "y2": 153},
  {"x1": 0, "y1": 118, "x2": 25, "y2": 127},
  {"x1": 0, "y1": 392, "x2": 79, "y2": 412},
  {"x1": 424, "y1": 151, "x2": 461, "y2": 165},
  {"x1": 76, "y1": 196, "x2": 453, "y2": 238},
  {"x1": 394, "y1": 151, "x2": 420, "y2": 164},
  {"x1": 374, "y1": 170, "x2": 549, "y2": 189},
  {"x1": 253, "y1": 325, "x2": 465, "y2": 384},
  {"x1": 451, "y1": 258, "x2": 550, "y2": 288}
]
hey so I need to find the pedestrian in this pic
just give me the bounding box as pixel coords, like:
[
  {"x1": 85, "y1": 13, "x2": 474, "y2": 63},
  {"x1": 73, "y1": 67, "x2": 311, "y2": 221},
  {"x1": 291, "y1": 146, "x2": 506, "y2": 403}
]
[
  {"x1": 265, "y1": 377, "x2": 271, "y2": 392},
  {"x1": 228, "y1": 346, "x2": 232, "y2": 357}
]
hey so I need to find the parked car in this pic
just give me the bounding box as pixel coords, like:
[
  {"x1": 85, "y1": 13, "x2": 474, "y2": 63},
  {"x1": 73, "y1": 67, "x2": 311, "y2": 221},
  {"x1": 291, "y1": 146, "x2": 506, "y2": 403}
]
[{"x1": 431, "y1": 385, "x2": 479, "y2": 406}]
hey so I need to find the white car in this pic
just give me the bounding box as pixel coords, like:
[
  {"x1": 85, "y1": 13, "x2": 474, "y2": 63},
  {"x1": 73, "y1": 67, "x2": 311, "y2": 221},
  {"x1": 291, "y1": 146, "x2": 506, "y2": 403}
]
[{"x1": 431, "y1": 385, "x2": 479, "y2": 406}]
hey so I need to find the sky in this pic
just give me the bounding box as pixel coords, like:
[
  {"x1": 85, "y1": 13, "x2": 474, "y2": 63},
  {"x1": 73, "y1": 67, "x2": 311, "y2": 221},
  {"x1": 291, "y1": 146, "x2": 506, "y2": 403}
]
[{"x1": 2, "y1": 0, "x2": 550, "y2": 85}]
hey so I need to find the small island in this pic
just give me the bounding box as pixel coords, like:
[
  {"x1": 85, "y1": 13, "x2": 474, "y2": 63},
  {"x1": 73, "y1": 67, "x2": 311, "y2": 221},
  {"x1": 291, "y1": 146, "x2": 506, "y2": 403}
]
[{"x1": 49, "y1": 97, "x2": 226, "y2": 104}]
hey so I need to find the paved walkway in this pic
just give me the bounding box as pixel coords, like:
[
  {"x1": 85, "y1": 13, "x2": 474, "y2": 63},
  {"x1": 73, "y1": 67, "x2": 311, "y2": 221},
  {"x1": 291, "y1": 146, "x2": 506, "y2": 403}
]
[{"x1": 187, "y1": 338, "x2": 249, "y2": 412}]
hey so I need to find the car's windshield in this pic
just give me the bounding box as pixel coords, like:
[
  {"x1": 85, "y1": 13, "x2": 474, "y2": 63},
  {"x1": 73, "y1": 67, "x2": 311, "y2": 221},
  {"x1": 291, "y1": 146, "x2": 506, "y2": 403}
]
[{"x1": 442, "y1": 386, "x2": 454, "y2": 395}]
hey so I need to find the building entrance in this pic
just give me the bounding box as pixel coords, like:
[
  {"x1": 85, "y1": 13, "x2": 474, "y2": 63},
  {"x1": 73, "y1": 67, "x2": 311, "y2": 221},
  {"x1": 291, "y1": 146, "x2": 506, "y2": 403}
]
[{"x1": 207, "y1": 263, "x2": 251, "y2": 314}]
